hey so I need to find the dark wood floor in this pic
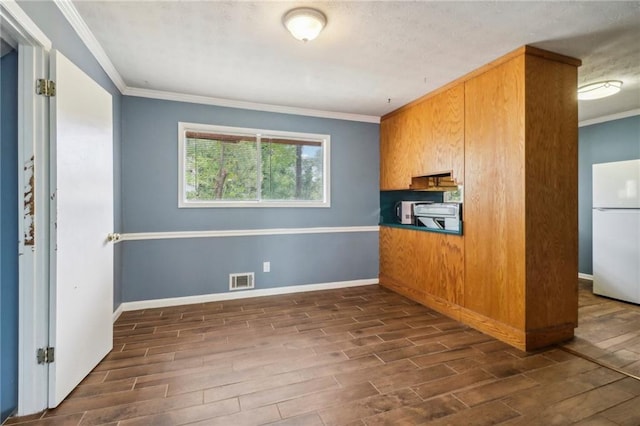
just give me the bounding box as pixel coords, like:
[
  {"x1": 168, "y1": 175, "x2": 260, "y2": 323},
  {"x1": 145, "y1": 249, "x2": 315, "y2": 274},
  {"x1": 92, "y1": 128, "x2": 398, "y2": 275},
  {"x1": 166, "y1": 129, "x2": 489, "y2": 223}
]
[
  {"x1": 6, "y1": 284, "x2": 640, "y2": 425},
  {"x1": 564, "y1": 280, "x2": 640, "y2": 378}
]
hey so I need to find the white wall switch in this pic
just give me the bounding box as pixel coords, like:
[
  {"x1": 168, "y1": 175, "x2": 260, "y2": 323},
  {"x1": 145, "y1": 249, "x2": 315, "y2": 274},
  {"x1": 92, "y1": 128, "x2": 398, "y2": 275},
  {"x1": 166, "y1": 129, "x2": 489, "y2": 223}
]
[{"x1": 263, "y1": 261, "x2": 270, "y2": 273}]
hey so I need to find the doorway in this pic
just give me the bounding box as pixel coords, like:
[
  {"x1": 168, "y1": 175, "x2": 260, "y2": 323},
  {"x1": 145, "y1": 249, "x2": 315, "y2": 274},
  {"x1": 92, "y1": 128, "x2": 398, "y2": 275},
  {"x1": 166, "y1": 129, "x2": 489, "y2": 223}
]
[
  {"x1": 0, "y1": 3, "x2": 51, "y2": 415},
  {"x1": 1, "y1": 3, "x2": 116, "y2": 418},
  {"x1": 1, "y1": 40, "x2": 19, "y2": 424}
]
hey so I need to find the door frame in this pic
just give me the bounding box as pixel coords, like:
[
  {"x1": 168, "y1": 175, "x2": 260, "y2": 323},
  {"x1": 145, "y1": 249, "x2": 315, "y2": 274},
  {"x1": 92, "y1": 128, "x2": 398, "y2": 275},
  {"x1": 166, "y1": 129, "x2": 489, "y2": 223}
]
[{"x1": 0, "y1": 0, "x2": 52, "y2": 415}]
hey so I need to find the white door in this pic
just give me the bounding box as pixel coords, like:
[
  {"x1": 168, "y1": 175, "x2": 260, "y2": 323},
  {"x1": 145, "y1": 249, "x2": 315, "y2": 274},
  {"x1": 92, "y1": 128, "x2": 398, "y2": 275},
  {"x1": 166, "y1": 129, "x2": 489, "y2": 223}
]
[{"x1": 48, "y1": 50, "x2": 113, "y2": 407}]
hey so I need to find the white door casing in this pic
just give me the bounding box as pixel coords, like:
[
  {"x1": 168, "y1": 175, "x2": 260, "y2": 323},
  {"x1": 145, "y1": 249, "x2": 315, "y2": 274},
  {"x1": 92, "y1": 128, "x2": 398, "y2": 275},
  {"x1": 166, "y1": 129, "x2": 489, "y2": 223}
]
[
  {"x1": 0, "y1": 0, "x2": 52, "y2": 415},
  {"x1": 16, "y1": 43, "x2": 50, "y2": 417},
  {"x1": 48, "y1": 50, "x2": 113, "y2": 407}
]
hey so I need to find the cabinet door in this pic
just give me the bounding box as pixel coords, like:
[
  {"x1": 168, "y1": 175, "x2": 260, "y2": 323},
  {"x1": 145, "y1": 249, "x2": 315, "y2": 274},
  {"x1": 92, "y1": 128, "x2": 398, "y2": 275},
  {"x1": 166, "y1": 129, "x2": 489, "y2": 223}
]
[
  {"x1": 414, "y1": 231, "x2": 464, "y2": 307},
  {"x1": 380, "y1": 85, "x2": 464, "y2": 190},
  {"x1": 379, "y1": 226, "x2": 422, "y2": 299},
  {"x1": 380, "y1": 226, "x2": 464, "y2": 312},
  {"x1": 413, "y1": 85, "x2": 465, "y2": 182},
  {"x1": 380, "y1": 111, "x2": 411, "y2": 190},
  {"x1": 463, "y1": 56, "x2": 526, "y2": 330}
]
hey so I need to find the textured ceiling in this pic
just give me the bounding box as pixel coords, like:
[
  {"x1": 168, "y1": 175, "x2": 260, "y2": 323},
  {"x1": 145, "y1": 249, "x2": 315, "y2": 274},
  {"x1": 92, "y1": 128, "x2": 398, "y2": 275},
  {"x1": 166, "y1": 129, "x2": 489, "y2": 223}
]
[{"x1": 72, "y1": 1, "x2": 640, "y2": 121}]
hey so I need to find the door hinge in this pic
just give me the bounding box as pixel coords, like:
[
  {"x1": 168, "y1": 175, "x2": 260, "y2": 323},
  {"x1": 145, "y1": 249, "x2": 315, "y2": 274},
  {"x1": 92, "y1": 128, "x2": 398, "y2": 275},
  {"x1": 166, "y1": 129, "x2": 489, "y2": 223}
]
[
  {"x1": 36, "y1": 79, "x2": 56, "y2": 97},
  {"x1": 37, "y1": 347, "x2": 55, "y2": 364}
]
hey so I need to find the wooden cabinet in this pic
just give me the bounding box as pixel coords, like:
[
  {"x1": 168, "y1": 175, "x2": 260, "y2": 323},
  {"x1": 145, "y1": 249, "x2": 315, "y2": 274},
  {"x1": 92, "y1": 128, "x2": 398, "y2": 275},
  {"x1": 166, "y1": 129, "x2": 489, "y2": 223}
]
[
  {"x1": 379, "y1": 46, "x2": 580, "y2": 351},
  {"x1": 379, "y1": 226, "x2": 464, "y2": 319},
  {"x1": 379, "y1": 226, "x2": 423, "y2": 299},
  {"x1": 411, "y1": 85, "x2": 465, "y2": 182},
  {"x1": 380, "y1": 112, "x2": 411, "y2": 190},
  {"x1": 380, "y1": 85, "x2": 464, "y2": 190}
]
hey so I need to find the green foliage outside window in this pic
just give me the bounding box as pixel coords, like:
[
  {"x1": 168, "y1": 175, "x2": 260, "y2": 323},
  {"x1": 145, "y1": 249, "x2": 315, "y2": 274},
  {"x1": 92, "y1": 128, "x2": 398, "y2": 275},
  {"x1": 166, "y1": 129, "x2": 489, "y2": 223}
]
[
  {"x1": 185, "y1": 133, "x2": 324, "y2": 203},
  {"x1": 185, "y1": 136, "x2": 258, "y2": 201},
  {"x1": 261, "y1": 139, "x2": 323, "y2": 201}
]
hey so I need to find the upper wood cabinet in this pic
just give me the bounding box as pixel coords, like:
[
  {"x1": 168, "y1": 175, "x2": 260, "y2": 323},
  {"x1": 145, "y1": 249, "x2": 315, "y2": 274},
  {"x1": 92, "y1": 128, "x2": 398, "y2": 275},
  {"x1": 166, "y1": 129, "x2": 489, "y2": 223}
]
[
  {"x1": 380, "y1": 111, "x2": 411, "y2": 190},
  {"x1": 380, "y1": 85, "x2": 464, "y2": 190},
  {"x1": 411, "y1": 85, "x2": 465, "y2": 182}
]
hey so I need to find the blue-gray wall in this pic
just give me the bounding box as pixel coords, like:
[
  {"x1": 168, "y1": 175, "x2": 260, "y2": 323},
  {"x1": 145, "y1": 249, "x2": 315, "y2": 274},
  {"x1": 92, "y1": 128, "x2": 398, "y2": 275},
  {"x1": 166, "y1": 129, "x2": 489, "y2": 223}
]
[
  {"x1": 578, "y1": 114, "x2": 640, "y2": 274},
  {"x1": 1, "y1": 49, "x2": 19, "y2": 424},
  {"x1": 121, "y1": 96, "x2": 379, "y2": 301},
  {"x1": 18, "y1": 0, "x2": 124, "y2": 308}
]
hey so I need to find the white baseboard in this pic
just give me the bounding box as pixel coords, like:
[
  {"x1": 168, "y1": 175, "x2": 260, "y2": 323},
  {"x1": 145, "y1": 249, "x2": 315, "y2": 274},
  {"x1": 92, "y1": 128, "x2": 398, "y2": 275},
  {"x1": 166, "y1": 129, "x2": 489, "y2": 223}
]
[
  {"x1": 113, "y1": 272, "x2": 596, "y2": 320},
  {"x1": 116, "y1": 278, "x2": 378, "y2": 314},
  {"x1": 112, "y1": 303, "x2": 124, "y2": 322}
]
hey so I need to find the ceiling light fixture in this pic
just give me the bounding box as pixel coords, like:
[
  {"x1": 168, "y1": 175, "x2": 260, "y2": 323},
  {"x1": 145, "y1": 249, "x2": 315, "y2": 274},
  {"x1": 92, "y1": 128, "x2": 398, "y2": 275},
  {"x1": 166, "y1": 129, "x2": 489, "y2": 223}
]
[
  {"x1": 283, "y1": 7, "x2": 326, "y2": 42},
  {"x1": 578, "y1": 80, "x2": 623, "y2": 100}
]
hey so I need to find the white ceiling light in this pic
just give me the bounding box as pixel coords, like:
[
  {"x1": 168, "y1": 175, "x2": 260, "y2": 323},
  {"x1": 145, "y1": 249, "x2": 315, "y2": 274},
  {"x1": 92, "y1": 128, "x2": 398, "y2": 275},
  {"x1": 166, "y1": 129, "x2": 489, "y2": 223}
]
[
  {"x1": 283, "y1": 8, "x2": 327, "y2": 42},
  {"x1": 578, "y1": 80, "x2": 623, "y2": 100}
]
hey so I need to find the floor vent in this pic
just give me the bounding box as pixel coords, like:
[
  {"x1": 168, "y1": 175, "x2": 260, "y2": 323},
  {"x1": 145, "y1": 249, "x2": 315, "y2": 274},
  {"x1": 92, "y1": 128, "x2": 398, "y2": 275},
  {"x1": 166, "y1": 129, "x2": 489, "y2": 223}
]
[{"x1": 229, "y1": 272, "x2": 255, "y2": 290}]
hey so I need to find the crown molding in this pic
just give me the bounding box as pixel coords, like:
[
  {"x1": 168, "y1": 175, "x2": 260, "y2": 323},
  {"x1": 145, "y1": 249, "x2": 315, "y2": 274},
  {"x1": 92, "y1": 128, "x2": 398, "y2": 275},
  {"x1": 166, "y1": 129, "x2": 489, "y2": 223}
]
[
  {"x1": 579, "y1": 109, "x2": 640, "y2": 127},
  {"x1": 124, "y1": 87, "x2": 381, "y2": 123},
  {"x1": 0, "y1": 0, "x2": 52, "y2": 50},
  {"x1": 52, "y1": 0, "x2": 380, "y2": 124},
  {"x1": 53, "y1": 0, "x2": 127, "y2": 92}
]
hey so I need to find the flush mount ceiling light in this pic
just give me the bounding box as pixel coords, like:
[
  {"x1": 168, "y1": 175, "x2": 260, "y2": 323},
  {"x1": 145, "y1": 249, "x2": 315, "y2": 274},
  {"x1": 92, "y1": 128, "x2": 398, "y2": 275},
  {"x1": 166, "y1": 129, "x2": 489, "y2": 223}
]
[
  {"x1": 578, "y1": 80, "x2": 623, "y2": 100},
  {"x1": 283, "y1": 7, "x2": 327, "y2": 42}
]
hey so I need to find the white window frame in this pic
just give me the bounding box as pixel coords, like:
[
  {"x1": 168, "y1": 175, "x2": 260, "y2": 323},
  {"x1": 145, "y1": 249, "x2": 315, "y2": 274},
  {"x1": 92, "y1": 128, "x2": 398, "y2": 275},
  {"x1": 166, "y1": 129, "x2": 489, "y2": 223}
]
[{"x1": 178, "y1": 122, "x2": 331, "y2": 208}]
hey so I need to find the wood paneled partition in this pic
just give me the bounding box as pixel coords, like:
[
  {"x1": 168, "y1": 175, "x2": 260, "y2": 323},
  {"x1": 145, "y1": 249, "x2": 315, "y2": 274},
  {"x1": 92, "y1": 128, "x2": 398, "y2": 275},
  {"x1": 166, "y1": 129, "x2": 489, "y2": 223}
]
[
  {"x1": 379, "y1": 46, "x2": 581, "y2": 351},
  {"x1": 523, "y1": 54, "x2": 580, "y2": 346},
  {"x1": 463, "y1": 53, "x2": 527, "y2": 332}
]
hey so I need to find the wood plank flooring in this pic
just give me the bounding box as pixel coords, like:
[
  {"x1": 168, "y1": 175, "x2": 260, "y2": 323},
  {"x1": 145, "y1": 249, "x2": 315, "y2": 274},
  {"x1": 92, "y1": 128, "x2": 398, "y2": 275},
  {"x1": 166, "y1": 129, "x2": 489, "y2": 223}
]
[
  {"x1": 6, "y1": 284, "x2": 640, "y2": 425},
  {"x1": 563, "y1": 280, "x2": 640, "y2": 378}
]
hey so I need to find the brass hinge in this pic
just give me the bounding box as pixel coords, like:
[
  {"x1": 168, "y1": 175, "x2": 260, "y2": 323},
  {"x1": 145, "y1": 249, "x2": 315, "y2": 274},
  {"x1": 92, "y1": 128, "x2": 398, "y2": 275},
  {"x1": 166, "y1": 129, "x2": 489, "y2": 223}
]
[
  {"x1": 36, "y1": 79, "x2": 56, "y2": 97},
  {"x1": 37, "y1": 347, "x2": 55, "y2": 364}
]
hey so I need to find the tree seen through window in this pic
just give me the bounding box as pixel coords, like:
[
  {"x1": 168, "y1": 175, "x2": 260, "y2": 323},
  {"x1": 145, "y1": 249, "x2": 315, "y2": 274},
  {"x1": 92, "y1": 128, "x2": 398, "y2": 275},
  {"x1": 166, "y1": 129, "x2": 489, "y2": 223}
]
[{"x1": 184, "y1": 130, "x2": 325, "y2": 203}]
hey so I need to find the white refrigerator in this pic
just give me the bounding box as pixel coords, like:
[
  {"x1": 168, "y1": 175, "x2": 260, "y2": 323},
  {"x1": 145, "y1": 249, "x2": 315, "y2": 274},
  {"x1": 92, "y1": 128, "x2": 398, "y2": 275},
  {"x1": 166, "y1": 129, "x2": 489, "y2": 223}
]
[{"x1": 592, "y1": 159, "x2": 640, "y2": 304}]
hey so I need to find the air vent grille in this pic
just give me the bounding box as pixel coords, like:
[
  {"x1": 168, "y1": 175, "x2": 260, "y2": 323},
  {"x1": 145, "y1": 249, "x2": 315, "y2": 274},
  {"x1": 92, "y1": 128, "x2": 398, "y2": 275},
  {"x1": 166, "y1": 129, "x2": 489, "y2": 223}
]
[{"x1": 229, "y1": 272, "x2": 254, "y2": 290}]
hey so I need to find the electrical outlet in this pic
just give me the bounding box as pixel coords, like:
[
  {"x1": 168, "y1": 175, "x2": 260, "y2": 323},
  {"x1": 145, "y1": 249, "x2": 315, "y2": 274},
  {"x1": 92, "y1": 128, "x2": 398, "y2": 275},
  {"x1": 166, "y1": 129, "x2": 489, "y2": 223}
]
[{"x1": 263, "y1": 261, "x2": 270, "y2": 273}]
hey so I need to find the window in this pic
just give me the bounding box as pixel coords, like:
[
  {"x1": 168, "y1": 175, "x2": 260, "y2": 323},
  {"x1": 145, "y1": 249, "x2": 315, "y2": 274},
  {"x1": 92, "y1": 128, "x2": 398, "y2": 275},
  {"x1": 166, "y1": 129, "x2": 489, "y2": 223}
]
[{"x1": 178, "y1": 122, "x2": 330, "y2": 207}]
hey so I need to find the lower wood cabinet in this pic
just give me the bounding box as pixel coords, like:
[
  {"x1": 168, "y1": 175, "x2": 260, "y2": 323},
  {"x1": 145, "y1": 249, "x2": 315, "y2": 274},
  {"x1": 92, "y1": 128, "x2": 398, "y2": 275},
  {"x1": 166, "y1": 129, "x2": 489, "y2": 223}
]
[{"x1": 379, "y1": 226, "x2": 464, "y2": 320}]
